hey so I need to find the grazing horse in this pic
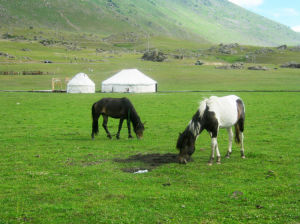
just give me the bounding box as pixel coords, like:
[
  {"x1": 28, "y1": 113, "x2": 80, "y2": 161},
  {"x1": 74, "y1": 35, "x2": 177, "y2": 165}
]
[
  {"x1": 91, "y1": 97, "x2": 144, "y2": 139},
  {"x1": 176, "y1": 95, "x2": 245, "y2": 165}
]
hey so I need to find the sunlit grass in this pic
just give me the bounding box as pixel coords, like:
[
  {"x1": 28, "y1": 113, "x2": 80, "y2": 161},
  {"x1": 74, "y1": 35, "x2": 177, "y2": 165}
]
[{"x1": 0, "y1": 92, "x2": 299, "y2": 223}]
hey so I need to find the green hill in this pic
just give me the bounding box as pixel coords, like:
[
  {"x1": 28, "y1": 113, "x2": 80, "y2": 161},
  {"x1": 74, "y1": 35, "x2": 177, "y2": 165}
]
[{"x1": 0, "y1": 0, "x2": 300, "y2": 46}]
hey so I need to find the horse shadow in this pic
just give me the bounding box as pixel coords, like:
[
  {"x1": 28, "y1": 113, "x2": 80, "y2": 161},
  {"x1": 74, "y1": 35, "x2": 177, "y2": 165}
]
[{"x1": 114, "y1": 153, "x2": 179, "y2": 173}]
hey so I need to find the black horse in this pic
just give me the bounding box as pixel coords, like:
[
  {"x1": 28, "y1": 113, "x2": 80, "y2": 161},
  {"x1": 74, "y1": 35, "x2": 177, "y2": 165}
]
[{"x1": 91, "y1": 97, "x2": 145, "y2": 139}]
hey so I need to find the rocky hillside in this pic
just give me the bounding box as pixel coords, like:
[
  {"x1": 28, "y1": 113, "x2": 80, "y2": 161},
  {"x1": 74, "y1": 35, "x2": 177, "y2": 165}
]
[{"x1": 0, "y1": 0, "x2": 299, "y2": 46}]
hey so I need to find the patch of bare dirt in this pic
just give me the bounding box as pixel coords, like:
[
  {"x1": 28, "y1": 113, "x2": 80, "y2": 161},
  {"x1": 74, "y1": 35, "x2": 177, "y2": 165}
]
[{"x1": 115, "y1": 153, "x2": 178, "y2": 172}]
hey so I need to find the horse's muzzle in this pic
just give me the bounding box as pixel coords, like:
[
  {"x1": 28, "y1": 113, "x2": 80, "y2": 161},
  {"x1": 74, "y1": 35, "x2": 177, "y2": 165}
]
[
  {"x1": 178, "y1": 155, "x2": 189, "y2": 164},
  {"x1": 136, "y1": 134, "x2": 143, "y2": 139}
]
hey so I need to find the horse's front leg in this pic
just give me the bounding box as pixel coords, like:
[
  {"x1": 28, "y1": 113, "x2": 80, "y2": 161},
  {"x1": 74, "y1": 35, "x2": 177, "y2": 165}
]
[
  {"x1": 225, "y1": 127, "x2": 233, "y2": 158},
  {"x1": 209, "y1": 136, "x2": 216, "y2": 165},
  {"x1": 116, "y1": 118, "x2": 124, "y2": 139},
  {"x1": 126, "y1": 119, "x2": 133, "y2": 138},
  {"x1": 215, "y1": 140, "x2": 221, "y2": 164},
  {"x1": 102, "y1": 115, "x2": 112, "y2": 139},
  {"x1": 213, "y1": 137, "x2": 221, "y2": 164},
  {"x1": 209, "y1": 128, "x2": 221, "y2": 165}
]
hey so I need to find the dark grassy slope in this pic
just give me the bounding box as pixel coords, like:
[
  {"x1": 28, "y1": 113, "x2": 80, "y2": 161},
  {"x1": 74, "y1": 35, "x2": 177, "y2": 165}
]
[{"x1": 0, "y1": 0, "x2": 300, "y2": 46}]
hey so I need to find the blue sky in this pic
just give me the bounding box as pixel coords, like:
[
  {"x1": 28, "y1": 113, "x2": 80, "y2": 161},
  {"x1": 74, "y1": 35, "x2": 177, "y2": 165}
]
[{"x1": 228, "y1": 0, "x2": 300, "y2": 32}]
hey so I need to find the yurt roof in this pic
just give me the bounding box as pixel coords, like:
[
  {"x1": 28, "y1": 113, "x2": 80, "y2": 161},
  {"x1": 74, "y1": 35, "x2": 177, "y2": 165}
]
[
  {"x1": 102, "y1": 69, "x2": 157, "y2": 85},
  {"x1": 68, "y1": 73, "x2": 95, "y2": 86}
]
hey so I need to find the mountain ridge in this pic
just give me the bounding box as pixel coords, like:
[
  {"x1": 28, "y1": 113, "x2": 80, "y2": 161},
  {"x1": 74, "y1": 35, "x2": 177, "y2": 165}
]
[{"x1": 0, "y1": 0, "x2": 299, "y2": 46}]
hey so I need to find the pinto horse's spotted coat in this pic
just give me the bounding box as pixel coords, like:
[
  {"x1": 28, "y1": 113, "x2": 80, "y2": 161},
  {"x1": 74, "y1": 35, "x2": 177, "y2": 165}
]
[{"x1": 176, "y1": 95, "x2": 245, "y2": 165}]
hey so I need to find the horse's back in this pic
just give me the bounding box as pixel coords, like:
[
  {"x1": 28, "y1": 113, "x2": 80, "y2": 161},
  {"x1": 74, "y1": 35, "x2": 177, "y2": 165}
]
[
  {"x1": 207, "y1": 95, "x2": 242, "y2": 128},
  {"x1": 93, "y1": 97, "x2": 132, "y2": 118}
]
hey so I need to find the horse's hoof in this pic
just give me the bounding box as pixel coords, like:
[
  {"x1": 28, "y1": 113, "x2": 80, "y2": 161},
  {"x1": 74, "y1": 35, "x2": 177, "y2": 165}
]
[
  {"x1": 216, "y1": 162, "x2": 221, "y2": 165},
  {"x1": 128, "y1": 136, "x2": 133, "y2": 139},
  {"x1": 208, "y1": 162, "x2": 213, "y2": 166},
  {"x1": 107, "y1": 135, "x2": 112, "y2": 139},
  {"x1": 225, "y1": 152, "x2": 231, "y2": 158},
  {"x1": 241, "y1": 156, "x2": 246, "y2": 159}
]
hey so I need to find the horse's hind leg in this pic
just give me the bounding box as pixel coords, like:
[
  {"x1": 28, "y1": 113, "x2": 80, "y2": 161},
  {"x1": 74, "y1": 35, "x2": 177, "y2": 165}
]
[
  {"x1": 102, "y1": 115, "x2": 112, "y2": 139},
  {"x1": 238, "y1": 118, "x2": 245, "y2": 158},
  {"x1": 225, "y1": 127, "x2": 233, "y2": 158},
  {"x1": 240, "y1": 132, "x2": 245, "y2": 158},
  {"x1": 116, "y1": 118, "x2": 124, "y2": 139}
]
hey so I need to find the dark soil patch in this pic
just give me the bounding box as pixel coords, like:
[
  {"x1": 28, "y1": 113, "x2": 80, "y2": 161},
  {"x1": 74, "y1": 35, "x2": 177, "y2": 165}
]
[
  {"x1": 121, "y1": 167, "x2": 149, "y2": 173},
  {"x1": 115, "y1": 153, "x2": 178, "y2": 172}
]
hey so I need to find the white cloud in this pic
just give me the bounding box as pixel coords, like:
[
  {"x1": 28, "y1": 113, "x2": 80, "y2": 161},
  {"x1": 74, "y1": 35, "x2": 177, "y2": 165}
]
[
  {"x1": 228, "y1": 0, "x2": 263, "y2": 7},
  {"x1": 292, "y1": 26, "x2": 300, "y2": 32}
]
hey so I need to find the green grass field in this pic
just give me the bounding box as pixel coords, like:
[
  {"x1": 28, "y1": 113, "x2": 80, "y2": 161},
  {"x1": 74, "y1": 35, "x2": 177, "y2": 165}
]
[
  {"x1": 0, "y1": 91, "x2": 300, "y2": 223},
  {"x1": 1, "y1": 36, "x2": 300, "y2": 223}
]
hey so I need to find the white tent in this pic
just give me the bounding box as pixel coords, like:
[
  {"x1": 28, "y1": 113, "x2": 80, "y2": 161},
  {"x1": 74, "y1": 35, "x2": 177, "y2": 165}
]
[
  {"x1": 101, "y1": 69, "x2": 157, "y2": 93},
  {"x1": 67, "y1": 73, "x2": 95, "y2": 93}
]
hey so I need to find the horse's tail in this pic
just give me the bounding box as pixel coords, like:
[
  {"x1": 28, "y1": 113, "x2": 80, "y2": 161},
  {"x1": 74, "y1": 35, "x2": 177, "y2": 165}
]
[
  {"x1": 234, "y1": 98, "x2": 245, "y2": 144},
  {"x1": 234, "y1": 123, "x2": 241, "y2": 144},
  {"x1": 91, "y1": 103, "x2": 99, "y2": 138}
]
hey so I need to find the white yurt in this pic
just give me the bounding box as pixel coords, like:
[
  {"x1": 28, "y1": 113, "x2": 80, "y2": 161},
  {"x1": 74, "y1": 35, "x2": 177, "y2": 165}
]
[
  {"x1": 67, "y1": 73, "x2": 95, "y2": 93},
  {"x1": 101, "y1": 69, "x2": 157, "y2": 93}
]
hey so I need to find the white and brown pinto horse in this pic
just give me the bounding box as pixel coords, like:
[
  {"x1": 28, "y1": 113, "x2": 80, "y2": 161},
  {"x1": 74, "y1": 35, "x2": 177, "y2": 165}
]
[{"x1": 176, "y1": 95, "x2": 245, "y2": 165}]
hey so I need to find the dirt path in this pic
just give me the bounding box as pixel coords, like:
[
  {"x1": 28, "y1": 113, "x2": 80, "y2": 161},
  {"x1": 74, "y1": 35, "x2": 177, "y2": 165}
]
[{"x1": 59, "y1": 11, "x2": 80, "y2": 31}]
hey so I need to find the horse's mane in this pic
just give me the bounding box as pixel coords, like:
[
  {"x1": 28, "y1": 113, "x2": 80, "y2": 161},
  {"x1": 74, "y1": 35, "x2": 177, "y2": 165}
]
[
  {"x1": 199, "y1": 98, "x2": 208, "y2": 118},
  {"x1": 123, "y1": 98, "x2": 143, "y2": 130}
]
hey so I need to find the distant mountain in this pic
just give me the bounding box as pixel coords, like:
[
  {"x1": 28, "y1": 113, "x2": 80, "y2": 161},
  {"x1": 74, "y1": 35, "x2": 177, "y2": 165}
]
[{"x1": 0, "y1": 0, "x2": 299, "y2": 46}]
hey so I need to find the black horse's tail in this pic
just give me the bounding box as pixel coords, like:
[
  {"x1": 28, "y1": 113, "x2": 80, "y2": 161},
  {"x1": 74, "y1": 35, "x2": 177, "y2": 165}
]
[{"x1": 91, "y1": 103, "x2": 99, "y2": 139}]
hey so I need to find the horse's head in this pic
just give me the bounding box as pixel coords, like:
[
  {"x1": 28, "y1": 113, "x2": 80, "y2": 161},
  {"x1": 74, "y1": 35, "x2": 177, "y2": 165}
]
[
  {"x1": 134, "y1": 121, "x2": 145, "y2": 139},
  {"x1": 176, "y1": 130, "x2": 196, "y2": 164}
]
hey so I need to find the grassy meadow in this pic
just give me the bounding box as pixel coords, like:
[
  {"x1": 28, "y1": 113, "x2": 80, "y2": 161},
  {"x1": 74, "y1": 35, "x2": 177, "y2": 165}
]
[
  {"x1": 1, "y1": 36, "x2": 300, "y2": 223},
  {"x1": 0, "y1": 91, "x2": 300, "y2": 223}
]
